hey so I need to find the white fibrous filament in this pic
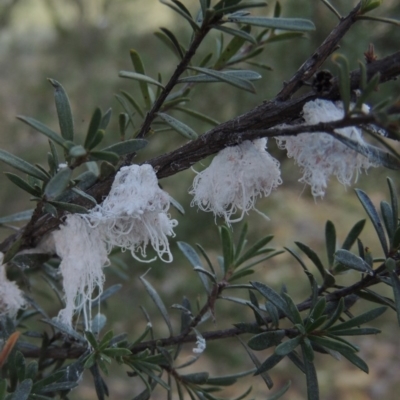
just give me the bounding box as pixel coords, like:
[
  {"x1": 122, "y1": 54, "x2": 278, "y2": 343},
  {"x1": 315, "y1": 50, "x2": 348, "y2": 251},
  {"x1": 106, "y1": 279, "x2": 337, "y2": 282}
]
[
  {"x1": 0, "y1": 252, "x2": 25, "y2": 317},
  {"x1": 276, "y1": 99, "x2": 376, "y2": 198},
  {"x1": 192, "y1": 333, "x2": 206, "y2": 354},
  {"x1": 52, "y1": 164, "x2": 178, "y2": 328},
  {"x1": 52, "y1": 214, "x2": 109, "y2": 329},
  {"x1": 86, "y1": 164, "x2": 177, "y2": 263},
  {"x1": 190, "y1": 139, "x2": 282, "y2": 224}
]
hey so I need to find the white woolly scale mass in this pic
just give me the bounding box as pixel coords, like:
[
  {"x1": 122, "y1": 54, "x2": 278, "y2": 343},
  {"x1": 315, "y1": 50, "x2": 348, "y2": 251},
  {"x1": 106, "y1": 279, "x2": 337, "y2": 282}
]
[
  {"x1": 190, "y1": 139, "x2": 282, "y2": 224},
  {"x1": 0, "y1": 252, "x2": 25, "y2": 317},
  {"x1": 52, "y1": 214, "x2": 109, "y2": 329},
  {"x1": 86, "y1": 164, "x2": 177, "y2": 263},
  {"x1": 276, "y1": 99, "x2": 375, "y2": 198}
]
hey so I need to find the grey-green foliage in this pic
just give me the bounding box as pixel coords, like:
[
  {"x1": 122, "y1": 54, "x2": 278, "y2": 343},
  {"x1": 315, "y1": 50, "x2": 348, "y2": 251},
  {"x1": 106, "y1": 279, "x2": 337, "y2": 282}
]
[{"x1": 0, "y1": 0, "x2": 400, "y2": 399}]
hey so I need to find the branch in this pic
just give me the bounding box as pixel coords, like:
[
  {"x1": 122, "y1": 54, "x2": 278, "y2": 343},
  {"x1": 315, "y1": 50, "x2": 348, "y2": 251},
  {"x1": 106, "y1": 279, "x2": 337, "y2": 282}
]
[
  {"x1": 17, "y1": 263, "x2": 397, "y2": 360},
  {"x1": 1, "y1": 50, "x2": 399, "y2": 255},
  {"x1": 276, "y1": 2, "x2": 361, "y2": 101}
]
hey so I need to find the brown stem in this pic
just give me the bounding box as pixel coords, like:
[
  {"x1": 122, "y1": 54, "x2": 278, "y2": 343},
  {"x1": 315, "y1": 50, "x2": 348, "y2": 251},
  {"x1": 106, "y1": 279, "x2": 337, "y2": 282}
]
[
  {"x1": 17, "y1": 265, "x2": 395, "y2": 360},
  {"x1": 276, "y1": 3, "x2": 361, "y2": 101}
]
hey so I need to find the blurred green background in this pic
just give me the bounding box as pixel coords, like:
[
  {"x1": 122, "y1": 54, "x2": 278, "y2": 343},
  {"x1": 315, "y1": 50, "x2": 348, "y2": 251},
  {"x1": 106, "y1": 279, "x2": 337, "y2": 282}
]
[{"x1": 1, "y1": 0, "x2": 400, "y2": 399}]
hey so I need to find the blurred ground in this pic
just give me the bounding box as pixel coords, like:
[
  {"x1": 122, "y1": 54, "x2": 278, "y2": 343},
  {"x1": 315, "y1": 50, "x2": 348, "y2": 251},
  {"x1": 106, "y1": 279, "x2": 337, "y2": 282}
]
[{"x1": 1, "y1": 0, "x2": 400, "y2": 399}]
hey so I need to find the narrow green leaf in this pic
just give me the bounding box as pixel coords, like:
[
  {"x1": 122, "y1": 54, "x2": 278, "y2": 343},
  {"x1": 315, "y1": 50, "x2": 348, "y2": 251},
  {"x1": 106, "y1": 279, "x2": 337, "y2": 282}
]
[
  {"x1": 99, "y1": 107, "x2": 112, "y2": 130},
  {"x1": 185, "y1": 67, "x2": 256, "y2": 92},
  {"x1": 301, "y1": 343, "x2": 319, "y2": 400},
  {"x1": 181, "y1": 372, "x2": 209, "y2": 384},
  {"x1": 282, "y1": 293, "x2": 303, "y2": 325},
  {"x1": 341, "y1": 219, "x2": 366, "y2": 250},
  {"x1": 90, "y1": 151, "x2": 120, "y2": 164},
  {"x1": 295, "y1": 242, "x2": 326, "y2": 278},
  {"x1": 101, "y1": 139, "x2": 148, "y2": 155},
  {"x1": 388, "y1": 271, "x2": 400, "y2": 326},
  {"x1": 265, "y1": 31, "x2": 305, "y2": 43},
  {"x1": 275, "y1": 336, "x2": 302, "y2": 356},
  {"x1": 248, "y1": 330, "x2": 285, "y2": 350},
  {"x1": 178, "y1": 241, "x2": 211, "y2": 293},
  {"x1": 235, "y1": 235, "x2": 273, "y2": 266},
  {"x1": 48, "y1": 79, "x2": 74, "y2": 141},
  {"x1": 308, "y1": 335, "x2": 357, "y2": 354},
  {"x1": 160, "y1": 0, "x2": 200, "y2": 31},
  {"x1": 17, "y1": 116, "x2": 67, "y2": 148},
  {"x1": 329, "y1": 306, "x2": 387, "y2": 331},
  {"x1": 334, "y1": 249, "x2": 373, "y2": 274},
  {"x1": 325, "y1": 221, "x2": 336, "y2": 267},
  {"x1": 120, "y1": 91, "x2": 144, "y2": 118},
  {"x1": 387, "y1": 177, "x2": 398, "y2": 235},
  {"x1": 355, "y1": 72, "x2": 381, "y2": 110},
  {"x1": 381, "y1": 200, "x2": 395, "y2": 243},
  {"x1": 0, "y1": 149, "x2": 48, "y2": 181},
  {"x1": 157, "y1": 112, "x2": 198, "y2": 139},
  {"x1": 214, "y1": 26, "x2": 249, "y2": 69},
  {"x1": 44, "y1": 167, "x2": 72, "y2": 200},
  {"x1": 212, "y1": 25, "x2": 257, "y2": 44},
  {"x1": 225, "y1": 16, "x2": 315, "y2": 31},
  {"x1": 174, "y1": 107, "x2": 219, "y2": 126},
  {"x1": 356, "y1": 288, "x2": 396, "y2": 310},
  {"x1": 0, "y1": 209, "x2": 33, "y2": 225},
  {"x1": 339, "y1": 350, "x2": 369, "y2": 373},
  {"x1": 333, "y1": 132, "x2": 400, "y2": 170},
  {"x1": 321, "y1": 298, "x2": 344, "y2": 330},
  {"x1": 69, "y1": 145, "x2": 87, "y2": 157},
  {"x1": 329, "y1": 328, "x2": 380, "y2": 336},
  {"x1": 5, "y1": 173, "x2": 41, "y2": 196},
  {"x1": 84, "y1": 108, "x2": 102, "y2": 149},
  {"x1": 245, "y1": 60, "x2": 273, "y2": 71},
  {"x1": 355, "y1": 189, "x2": 389, "y2": 256},
  {"x1": 333, "y1": 54, "x2": 350, "y2": 113},
  {"x1": 221, "y1": 225, "x2": 234, "y2": 273},
  {"x1": 179, "y1": 69, "x2": 261, "y2": 83},
  {"x1": 89, "y1": 364, "x2": 109, "y2": 400},
  {"x1": 237, "y1": 336, "x2": 274, "y2": 388},
  {"x1": 267, "y1": 381, "x2": 291, "y2": 400},
  {"x1": 216, "y1": 1, "x2": 267, "y2": 14},
  {"x1": 85, "y1": 130, "x2": 104, "y2": 151},
  {"x1": 47, "y1": 201, "x2": 88, "y2": 214},
  {"x1": 140, "y1": 275, "x2": 173, "y2": 335},
  {"x1": 119, "y1": 71, "x2": 165, "y2": 89},
  {"x1": 251, "y1": 281, "x2": 292, "y2": 322},
  {"x1": 161, "y1": 27, "x2": 185, "y2": 58},
  {"x1": 11, "y1": 379, "x2": 33, "y2": 400},
  {"x1": 130, "y1": 50, "x2": 152, "y2": 109},
  {"x1": 255, "y1": 352, "x2": 285, "y2": 375}
]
